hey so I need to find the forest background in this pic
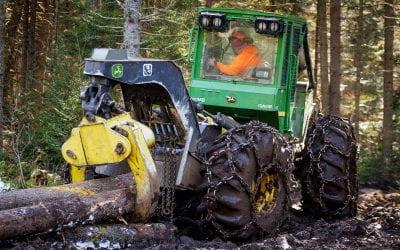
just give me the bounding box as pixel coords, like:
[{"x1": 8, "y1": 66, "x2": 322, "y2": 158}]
[{"x1": 0, "y1": 0, "x2": 398, "y2": 189}]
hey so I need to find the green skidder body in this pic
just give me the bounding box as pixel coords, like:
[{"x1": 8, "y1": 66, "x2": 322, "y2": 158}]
[{"x1": 189, "y1": 7, "x2": 315, "y2": 138}]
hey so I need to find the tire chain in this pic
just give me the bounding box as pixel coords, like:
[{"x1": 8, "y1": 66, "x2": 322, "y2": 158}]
[
  {"x1": 303, "y1": 115, "x2": 358, "y2": 217},
  {"x1": 203, "y1": 121, "x2": 296, "y2": 239},
  {"x1": 160, "y1": 136, "x2": 178, "y2": 219}
]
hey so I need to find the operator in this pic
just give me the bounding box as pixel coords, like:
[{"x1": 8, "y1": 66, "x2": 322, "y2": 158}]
[{"x1": 208, "y1": 30, "x2": 263, "y2": 77}]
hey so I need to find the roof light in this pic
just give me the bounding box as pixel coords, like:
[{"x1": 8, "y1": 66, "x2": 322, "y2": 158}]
[
  {"x1": 198, "y1": 12, "x2": 228, "y2": 32},
  {"x1": 255, "y1": 18, "x2": 284, "y2": 36},
  {"x1": 270, "y1": 22, "x2": 279, "y2": 33},
  {"x1": 201, "y1": 16, "x2": 211, "y2": 27},
  {"x1": 213, "y1": 17, "x2": 222, "y2": 27},
  {"x1": 257, "y1": 22, "x2": 268, "y2": 33}
]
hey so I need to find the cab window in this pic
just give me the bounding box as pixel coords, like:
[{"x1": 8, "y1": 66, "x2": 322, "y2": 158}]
[{"x1": 201, "y1": 20, "x2": 278, "y2": 84}]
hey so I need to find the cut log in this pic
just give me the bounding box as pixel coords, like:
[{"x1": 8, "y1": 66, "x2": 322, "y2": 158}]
[
  {"x1": 0, "y1": 174, "x2": 135, "y2": 210},
  {"x1": 0, "y1": 188, "x2": 136, "y2": 240},
  {"x1": 0, "y1": 223, "x2": 177, "y2": 249},
  {"x1": 62, "y1": 223, "x2": 176, "y2": 248}
]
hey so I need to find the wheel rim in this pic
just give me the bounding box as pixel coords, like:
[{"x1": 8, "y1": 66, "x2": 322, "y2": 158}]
[{"x1": 253, "y1": 173, "x2": 279, "y2": 214}]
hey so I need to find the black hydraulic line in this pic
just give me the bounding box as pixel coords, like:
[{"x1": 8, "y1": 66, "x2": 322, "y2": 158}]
[{"x1": 202, "y1": 110, "x2": 241, "y2": 130}]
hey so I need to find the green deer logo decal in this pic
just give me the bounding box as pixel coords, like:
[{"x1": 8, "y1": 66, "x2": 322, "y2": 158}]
[{"x1": 112, "y1": 64, "x2": 124, "y2": 78}]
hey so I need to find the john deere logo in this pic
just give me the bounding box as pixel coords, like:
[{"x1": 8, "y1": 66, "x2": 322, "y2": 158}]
[{"x1": 112, "y1": 64, "x2": 123, "y2": 78}]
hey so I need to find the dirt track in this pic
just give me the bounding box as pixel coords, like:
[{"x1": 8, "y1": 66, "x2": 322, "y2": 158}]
[{"x1": 2, "y1": 188, "x2": 399, "y2": 249}]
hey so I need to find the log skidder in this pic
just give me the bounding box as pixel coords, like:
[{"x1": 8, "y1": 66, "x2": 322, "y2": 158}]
[
  {"x1": 198, "y1": 121, "x2": 295, "y2": 240},
  {"x1": 56, "y1": 6, "x2": 360, "y2": 243},
  {"x1": 0, "y1": 7, "x2": 360, "y2": 242},
  {"x1": 300, "y1": 115, "x2": 358, "y2": 218}
]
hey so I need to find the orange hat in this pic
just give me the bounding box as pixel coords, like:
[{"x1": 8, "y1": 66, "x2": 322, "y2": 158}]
[{"x1": 229, "y1": 30, "x2": 246, "y2": 42}]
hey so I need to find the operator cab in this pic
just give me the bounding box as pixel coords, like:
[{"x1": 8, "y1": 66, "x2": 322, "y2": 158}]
[
  {"x1": 189, "y1": 8, "x2": 316, "y2": 138},
  {"x1": 202, "y1": 20, "x2": 278, "y2": 83}
]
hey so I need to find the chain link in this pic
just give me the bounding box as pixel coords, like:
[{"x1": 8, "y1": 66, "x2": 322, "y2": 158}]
[{"x1": 160, "y1": 135, "x2": 178, "y2": 219}]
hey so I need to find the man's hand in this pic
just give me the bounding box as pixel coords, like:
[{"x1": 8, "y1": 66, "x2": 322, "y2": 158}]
[{"x1": 208, "y1": 58, "x2": 216, "y2": 67}]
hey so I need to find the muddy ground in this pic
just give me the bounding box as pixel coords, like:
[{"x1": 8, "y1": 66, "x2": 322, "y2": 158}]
[{"x1": 1, "y1": 188, "x2": 399, "y2": 249}]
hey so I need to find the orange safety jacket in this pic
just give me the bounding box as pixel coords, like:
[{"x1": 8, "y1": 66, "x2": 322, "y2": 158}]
[{"x1": 215, "y1": 44, "x2": 263, "y2": 76}]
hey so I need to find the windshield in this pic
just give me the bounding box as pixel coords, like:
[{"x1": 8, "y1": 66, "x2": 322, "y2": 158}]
[{"x1": 201, "y1": 20, "x2": 278, "y2": 84}]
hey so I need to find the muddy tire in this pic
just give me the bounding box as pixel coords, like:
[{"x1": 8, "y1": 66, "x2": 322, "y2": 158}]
[
  {"x1": 198, "y1": 121, "x2": 294, "y2": 240},
  {"x1": 301, "y1": 115, "x2": 358, "y2": 218}
]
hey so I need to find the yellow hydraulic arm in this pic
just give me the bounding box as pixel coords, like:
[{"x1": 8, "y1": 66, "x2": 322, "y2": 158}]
[{"x1": 61, "y1": 113, "x2": 159, "y2": 221}]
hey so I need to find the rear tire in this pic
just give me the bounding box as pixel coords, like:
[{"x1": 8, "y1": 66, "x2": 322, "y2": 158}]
[
  {"x1": 301, "y1": 115, "x2": 358, "y2": 218},
  {"x1": 198, "y1": 121, "x2": 294, "y2": 240}
]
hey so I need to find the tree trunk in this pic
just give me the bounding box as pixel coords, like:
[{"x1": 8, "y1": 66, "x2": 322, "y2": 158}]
[
  {"x1": 92, "y1": 0, "x2": 102, "y2": 9},
  {"x1": 0, "y1": 174, "x2": 138, "y2": 240},
  {"x1": 0, "y1": 173, "x2": 136, "y2": 210},
  {"x1": 329, "y1": 0, "x2": 342, "y2": 116},
  {"x1": 382, "y1": 0, "x2": 394, "y2": 160},
  {"x1": 313, "y1": 2, "x2": 320, "y2": 100},
  {"x1": 21, "y1": 0, "x2": 30, "y2": 91},
  {"x1": 269, "y1": 0, "x2": 276, "y2": 12},
  {"x1": 33, "y1": 0, "x2": 52, "y2": 93},
  {"x1": 291, "y1": 0, "x2": 302, "y2": 14},
  {"x1": 123, "y1": 0, "x2": 141, "y2": 58},
  {"x1": 354, "y1": 0, "x2": 364, "y2": 139},
  {"x1": 0, "y1": 189, "x2": 136, "y2": 240},
  {"x1": 0, "y1": 0, "x2": 5, "y2": 150},
  {"x1": 27, "y1": 0, "x2": 37, "y2": 90},
  {"x1": 53, "y1": 0, "x2": 59, "y2": 60},
  {"x1": 3, "y1": 0, "x2": 23, "y2": 117},
  {"x1": 318, "y1": 0, "x2": 329, "y2": 114}
]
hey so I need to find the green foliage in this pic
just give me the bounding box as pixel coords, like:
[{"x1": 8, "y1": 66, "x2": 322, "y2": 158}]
[
  {"x1": 3, "y1": 0, "x2": 126, "y2": 173},
  {"x1": 0, "y1": 161, "x2": 36, "y2": 189},
  {"x1": 358, "y1": 152, "x2": 400, "y2": 188},
  {"x1": 60, "y1": 0, "x2": 124, "y2": 58},
  {"x1": 141, "y1": 0, "x2": 198, "y2": 73},
  {"x1": 23, "y1": 60, "x2": 84, "y2": 170}
]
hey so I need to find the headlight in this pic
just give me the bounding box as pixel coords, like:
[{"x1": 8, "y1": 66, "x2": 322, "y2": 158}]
[
  {"x1": 255, "y1": 18, "x2": 284, "y2": 36},
  {"x1": 198, "y1": 12, "x2": 228, "y2": 31},
  {"x1": 257, "y1": 21, "x2": 268, "y2": 33},
  {"x1": 213, "y1": 17, "x2": 222, "y2": 27},
  {"x1": 201, "y1": 16, "x2": 211, "y2": 27}
]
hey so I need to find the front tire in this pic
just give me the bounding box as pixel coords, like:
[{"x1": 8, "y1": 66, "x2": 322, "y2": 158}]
[{"x1": 198, "y1": 121, "x2": 294, "y2": 240}]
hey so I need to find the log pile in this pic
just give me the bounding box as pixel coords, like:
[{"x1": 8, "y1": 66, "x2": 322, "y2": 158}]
[{"x1": 0, "y1": 174, "x2": 137, "y2": 240}]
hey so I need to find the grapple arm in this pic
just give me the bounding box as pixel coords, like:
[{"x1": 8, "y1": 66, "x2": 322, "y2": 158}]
[{"x1": 62, "y1": 113, "x2": 159, "y2": 221}]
